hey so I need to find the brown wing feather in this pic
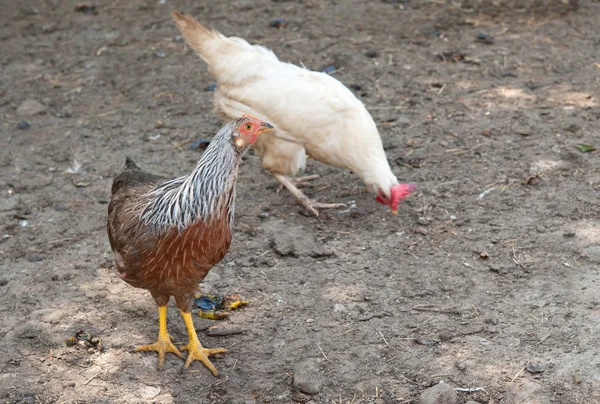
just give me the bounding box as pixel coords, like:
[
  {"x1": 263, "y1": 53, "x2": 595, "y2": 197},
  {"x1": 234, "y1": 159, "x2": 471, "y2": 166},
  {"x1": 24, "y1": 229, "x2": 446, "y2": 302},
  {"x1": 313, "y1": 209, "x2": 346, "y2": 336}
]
[{"x1": 107, "y1": 160, "x2": 233, "y2": 312}]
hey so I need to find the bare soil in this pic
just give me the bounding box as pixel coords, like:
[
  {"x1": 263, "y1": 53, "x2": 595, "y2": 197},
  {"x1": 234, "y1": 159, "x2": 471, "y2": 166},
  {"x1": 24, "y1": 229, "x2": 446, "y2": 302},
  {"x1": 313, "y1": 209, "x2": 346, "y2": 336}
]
[{"x1": 1, "y1": 0, "x2": 600, "y2": 403}]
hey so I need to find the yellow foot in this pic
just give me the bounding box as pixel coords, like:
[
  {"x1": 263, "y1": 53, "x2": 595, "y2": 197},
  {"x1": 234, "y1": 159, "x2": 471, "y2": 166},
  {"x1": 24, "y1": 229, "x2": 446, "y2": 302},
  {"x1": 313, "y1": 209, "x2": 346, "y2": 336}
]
[
  {"x1": 181, "y1": 340, "x2": 228, "y2": 375},
  {"x1": 134, "y1": 337, "x2": 183, "y2": 370}
]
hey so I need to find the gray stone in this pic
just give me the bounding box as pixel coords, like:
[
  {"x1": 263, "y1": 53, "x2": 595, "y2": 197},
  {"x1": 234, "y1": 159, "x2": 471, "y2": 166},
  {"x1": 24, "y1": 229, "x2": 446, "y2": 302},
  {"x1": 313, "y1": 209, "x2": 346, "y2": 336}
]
[
  {"x1": 84, "y1": 290, "x2": 100, "y2": 299},
  {"x1": 465, "y1": 401, "x2": 481, "y2": 404},
  {"x1": 507, "y1": 381, "x2": 551, "y2": 404},
  {"x1": 16, "y1": 100, "x2": 47, "y2": 117},
  {"x1": 333, "y1": 304, "x2": 346, "y2": 313},
  {"x1": 293, "y1": 359, "x2": 322, "y2": 395},
  {"x1": 418, "y1": 382, "x2": 457, "y2": 404},
  {"x1": 526, "y1": 362, "x2": 545, "y2": 374}
]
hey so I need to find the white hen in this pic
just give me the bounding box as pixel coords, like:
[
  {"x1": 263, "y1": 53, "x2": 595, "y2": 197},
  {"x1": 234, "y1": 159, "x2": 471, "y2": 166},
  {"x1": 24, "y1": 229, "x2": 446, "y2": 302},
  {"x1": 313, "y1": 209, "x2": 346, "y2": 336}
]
[{"x1": 172, "y1": 12, "x2": 415, "y2": 216}]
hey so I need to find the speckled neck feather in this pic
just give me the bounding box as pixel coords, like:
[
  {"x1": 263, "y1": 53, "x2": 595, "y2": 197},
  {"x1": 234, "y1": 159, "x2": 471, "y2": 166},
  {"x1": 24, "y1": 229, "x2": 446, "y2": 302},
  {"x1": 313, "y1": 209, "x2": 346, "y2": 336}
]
[{"x1": 140, "y1": 120, "x2": 243, "y2": 233}]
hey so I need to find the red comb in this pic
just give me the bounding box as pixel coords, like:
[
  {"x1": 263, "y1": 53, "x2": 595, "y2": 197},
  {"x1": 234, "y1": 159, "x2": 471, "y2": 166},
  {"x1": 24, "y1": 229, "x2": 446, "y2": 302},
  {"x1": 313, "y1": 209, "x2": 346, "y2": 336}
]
[{"x1": 390, "y1": 183, "x2": 416, "y2": 210}]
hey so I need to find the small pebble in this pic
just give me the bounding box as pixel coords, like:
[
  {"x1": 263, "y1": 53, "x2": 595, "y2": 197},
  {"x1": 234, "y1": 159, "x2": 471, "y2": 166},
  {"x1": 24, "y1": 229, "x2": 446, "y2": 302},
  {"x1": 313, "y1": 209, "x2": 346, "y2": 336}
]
[
  {"x1": 293, "y1": 359, "x2": 322, "y2": 395},
  {"x1": 16, "y1": 100, "x2": 47, "y2": 117},
  {"x1": 42, "y1": 22, "x2": 58, "y2": 33},
  {"x1": 333, "y1": 303, "x2": 346, "y2": 313},
  {"x1": 417, "y1": 217, "x2": 430, "y2": 226},
  {"x1": 455, "y1": 361, "x2": 467, "y2": 371},
  {"x1": 17, "y1": 121, "x2": 31, "y2": 130},
  {"x1": 321, "y1": 65, "x2": 336, "y2": 74},
  {"x1": 418, "y1": 382, "x2": 457, "y2": 404},
  {"x1": 74, "y1": 3, "x2": 96, "y2": 14},
  {"x1": 269, "y1": 18, "x2": 287, "y2": 28},
  {"x1": 206, "y1": 83, "x2": 218, "y2": 92},
  {"x1": 476, "y1": 33, "x2": 494, "y2": 45},
  {"x1": 29, "y1": 254, "x2": 44, "y2": 262},
  {"x1": 526, "y1": 362, "x2": 545, "y2": 374},
  {"x1": 155, "y1": 51, "x2": 166, "y2": 58}
]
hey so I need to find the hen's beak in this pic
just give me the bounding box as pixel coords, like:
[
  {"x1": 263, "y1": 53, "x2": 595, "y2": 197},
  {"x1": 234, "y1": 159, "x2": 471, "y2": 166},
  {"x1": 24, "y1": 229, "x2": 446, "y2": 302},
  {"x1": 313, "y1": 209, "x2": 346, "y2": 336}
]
[
  {"x1": 391, "y1": 209, "x2": 398, "y2": 216},
  {"x1": 257, "y1": 122, "x2": 274, "y2": 135}
]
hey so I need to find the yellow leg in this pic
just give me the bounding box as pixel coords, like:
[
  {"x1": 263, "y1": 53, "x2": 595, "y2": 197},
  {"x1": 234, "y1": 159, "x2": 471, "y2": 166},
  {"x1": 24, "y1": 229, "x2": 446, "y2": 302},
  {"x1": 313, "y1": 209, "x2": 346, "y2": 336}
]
[
  {"x1": 134, "y1": 305, "x2": 183, "y2": 369},
  {"x1": 180, "y1": 310, "x2": 227, "y2": 375}
]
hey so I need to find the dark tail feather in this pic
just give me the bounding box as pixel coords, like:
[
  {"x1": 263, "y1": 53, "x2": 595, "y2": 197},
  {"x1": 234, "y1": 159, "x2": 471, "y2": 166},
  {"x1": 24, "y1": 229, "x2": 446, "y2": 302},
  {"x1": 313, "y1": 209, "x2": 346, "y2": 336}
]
[{"x1": 125, "y1": 157, "x2": 140, "y2": 170}]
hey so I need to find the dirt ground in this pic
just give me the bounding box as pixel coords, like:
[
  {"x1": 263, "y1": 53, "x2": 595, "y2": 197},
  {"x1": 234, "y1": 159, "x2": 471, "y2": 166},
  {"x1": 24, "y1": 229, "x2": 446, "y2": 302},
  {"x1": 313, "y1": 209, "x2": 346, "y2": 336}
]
[{"x1": 1, "y1": 0, "x2": 600, "y2": 403}]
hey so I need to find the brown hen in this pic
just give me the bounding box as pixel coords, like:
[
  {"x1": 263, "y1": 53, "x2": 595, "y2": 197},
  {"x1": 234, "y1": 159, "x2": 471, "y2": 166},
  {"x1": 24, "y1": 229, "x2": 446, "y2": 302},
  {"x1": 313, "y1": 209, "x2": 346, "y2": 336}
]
[{"x1": 107, "y1": 115, "x2": 273, "y2": 375}]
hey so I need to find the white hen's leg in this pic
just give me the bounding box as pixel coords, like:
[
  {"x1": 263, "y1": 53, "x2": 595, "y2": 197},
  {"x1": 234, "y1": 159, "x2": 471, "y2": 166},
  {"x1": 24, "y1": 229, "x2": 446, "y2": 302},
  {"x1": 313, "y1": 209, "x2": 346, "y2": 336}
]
[
  {"x1": 276, "y1": 175, "x2": 320, "y2": 191},
  {"x1": 274, "y1": 174, "x2": 346, "y2": 217}
]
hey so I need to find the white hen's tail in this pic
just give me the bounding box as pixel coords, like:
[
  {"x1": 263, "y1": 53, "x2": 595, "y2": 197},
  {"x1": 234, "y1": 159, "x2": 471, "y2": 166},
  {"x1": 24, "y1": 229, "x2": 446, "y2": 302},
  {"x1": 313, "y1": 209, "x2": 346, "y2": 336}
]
[{"x1": 172, "y1": 12, "x2": 278, "y2": 78}]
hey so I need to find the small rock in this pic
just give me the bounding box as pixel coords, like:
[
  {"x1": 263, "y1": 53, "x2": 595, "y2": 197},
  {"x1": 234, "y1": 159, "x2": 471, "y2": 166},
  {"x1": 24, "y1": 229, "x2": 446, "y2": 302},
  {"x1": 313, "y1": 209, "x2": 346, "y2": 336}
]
[
  {"x1": 417, "y1": 217, "x2": 430, "y2": 226},
  {"x1": 269, "y1": 18, "x2": 287, "y2": 28},
  {"x1": 455, "y1": 361, "x2": 466, "y2": 371},
  {"x1": 74, "y1": 2, "x2": 96, "y2": 13},
  {"x1": 465, "y1": 401, "x2": 481, "y2": 404},
  {"x1": 418, "y1": 382, "x2": 457, "y2": 404},
  {"x1": 293, "y1": 359, "x2": 322, "y2": 395},
  {"x1": 42, "y1": 22, "x2": 58, "y2": 33},
  {"x1": 564, "y1": 123, "x2": 580, "y2": 133},
  {"x1": 155, "y1": 51, "x2": 166, "y2": 58},
  {"x1": 397, "y1": 116, "x2": 410, "y2": 126},
  {"x1": 476, "y1": 33, "x2": 494, "y2": 45},
  {"x1": 526, "y1": 362, "x2": 545, "y2": 374},
  {"x1": 44, "y1": 309, "x2": 68, "y2": 324},
  {"x1": 333, "y1": 304, "x2": 346, "y2": 313},
  {"x1": 29, "y1": 254, "x2": 44, "y2": 262},
  {"x1": 85, "y1": 290, "x2": 100, "y2": 299},
  {"x1": 16, "y1": 100, "x2": 47, "y2": 117},
  {"x1": 106, "y1": 283, "x2": 125, "y2": 294},
  {"x1": 488, "y1": 263, "x2": 508, "y2": 274},
  {"x1": 0, "y1": 279, "x2": 8, "y2": 286},
  {"x1": 321, "y1": 65, "x2": 336, "y2": 74},
  {"x1": 17, "y1": 121, "x2": 31, "y2": 130},
  {"x1": 138, "y1": 385, "x2": 161, "y2": 400},
  {"x1": 292, "y1": 392, "x2": 311, "y2": 403}
]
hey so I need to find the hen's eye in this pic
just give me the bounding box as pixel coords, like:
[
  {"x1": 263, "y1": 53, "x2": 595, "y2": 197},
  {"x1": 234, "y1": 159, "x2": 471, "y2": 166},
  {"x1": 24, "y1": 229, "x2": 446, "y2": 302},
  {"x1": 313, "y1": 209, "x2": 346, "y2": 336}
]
[{"x1": 244, "y1": 123, "x2": 252, "y2": 131}]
